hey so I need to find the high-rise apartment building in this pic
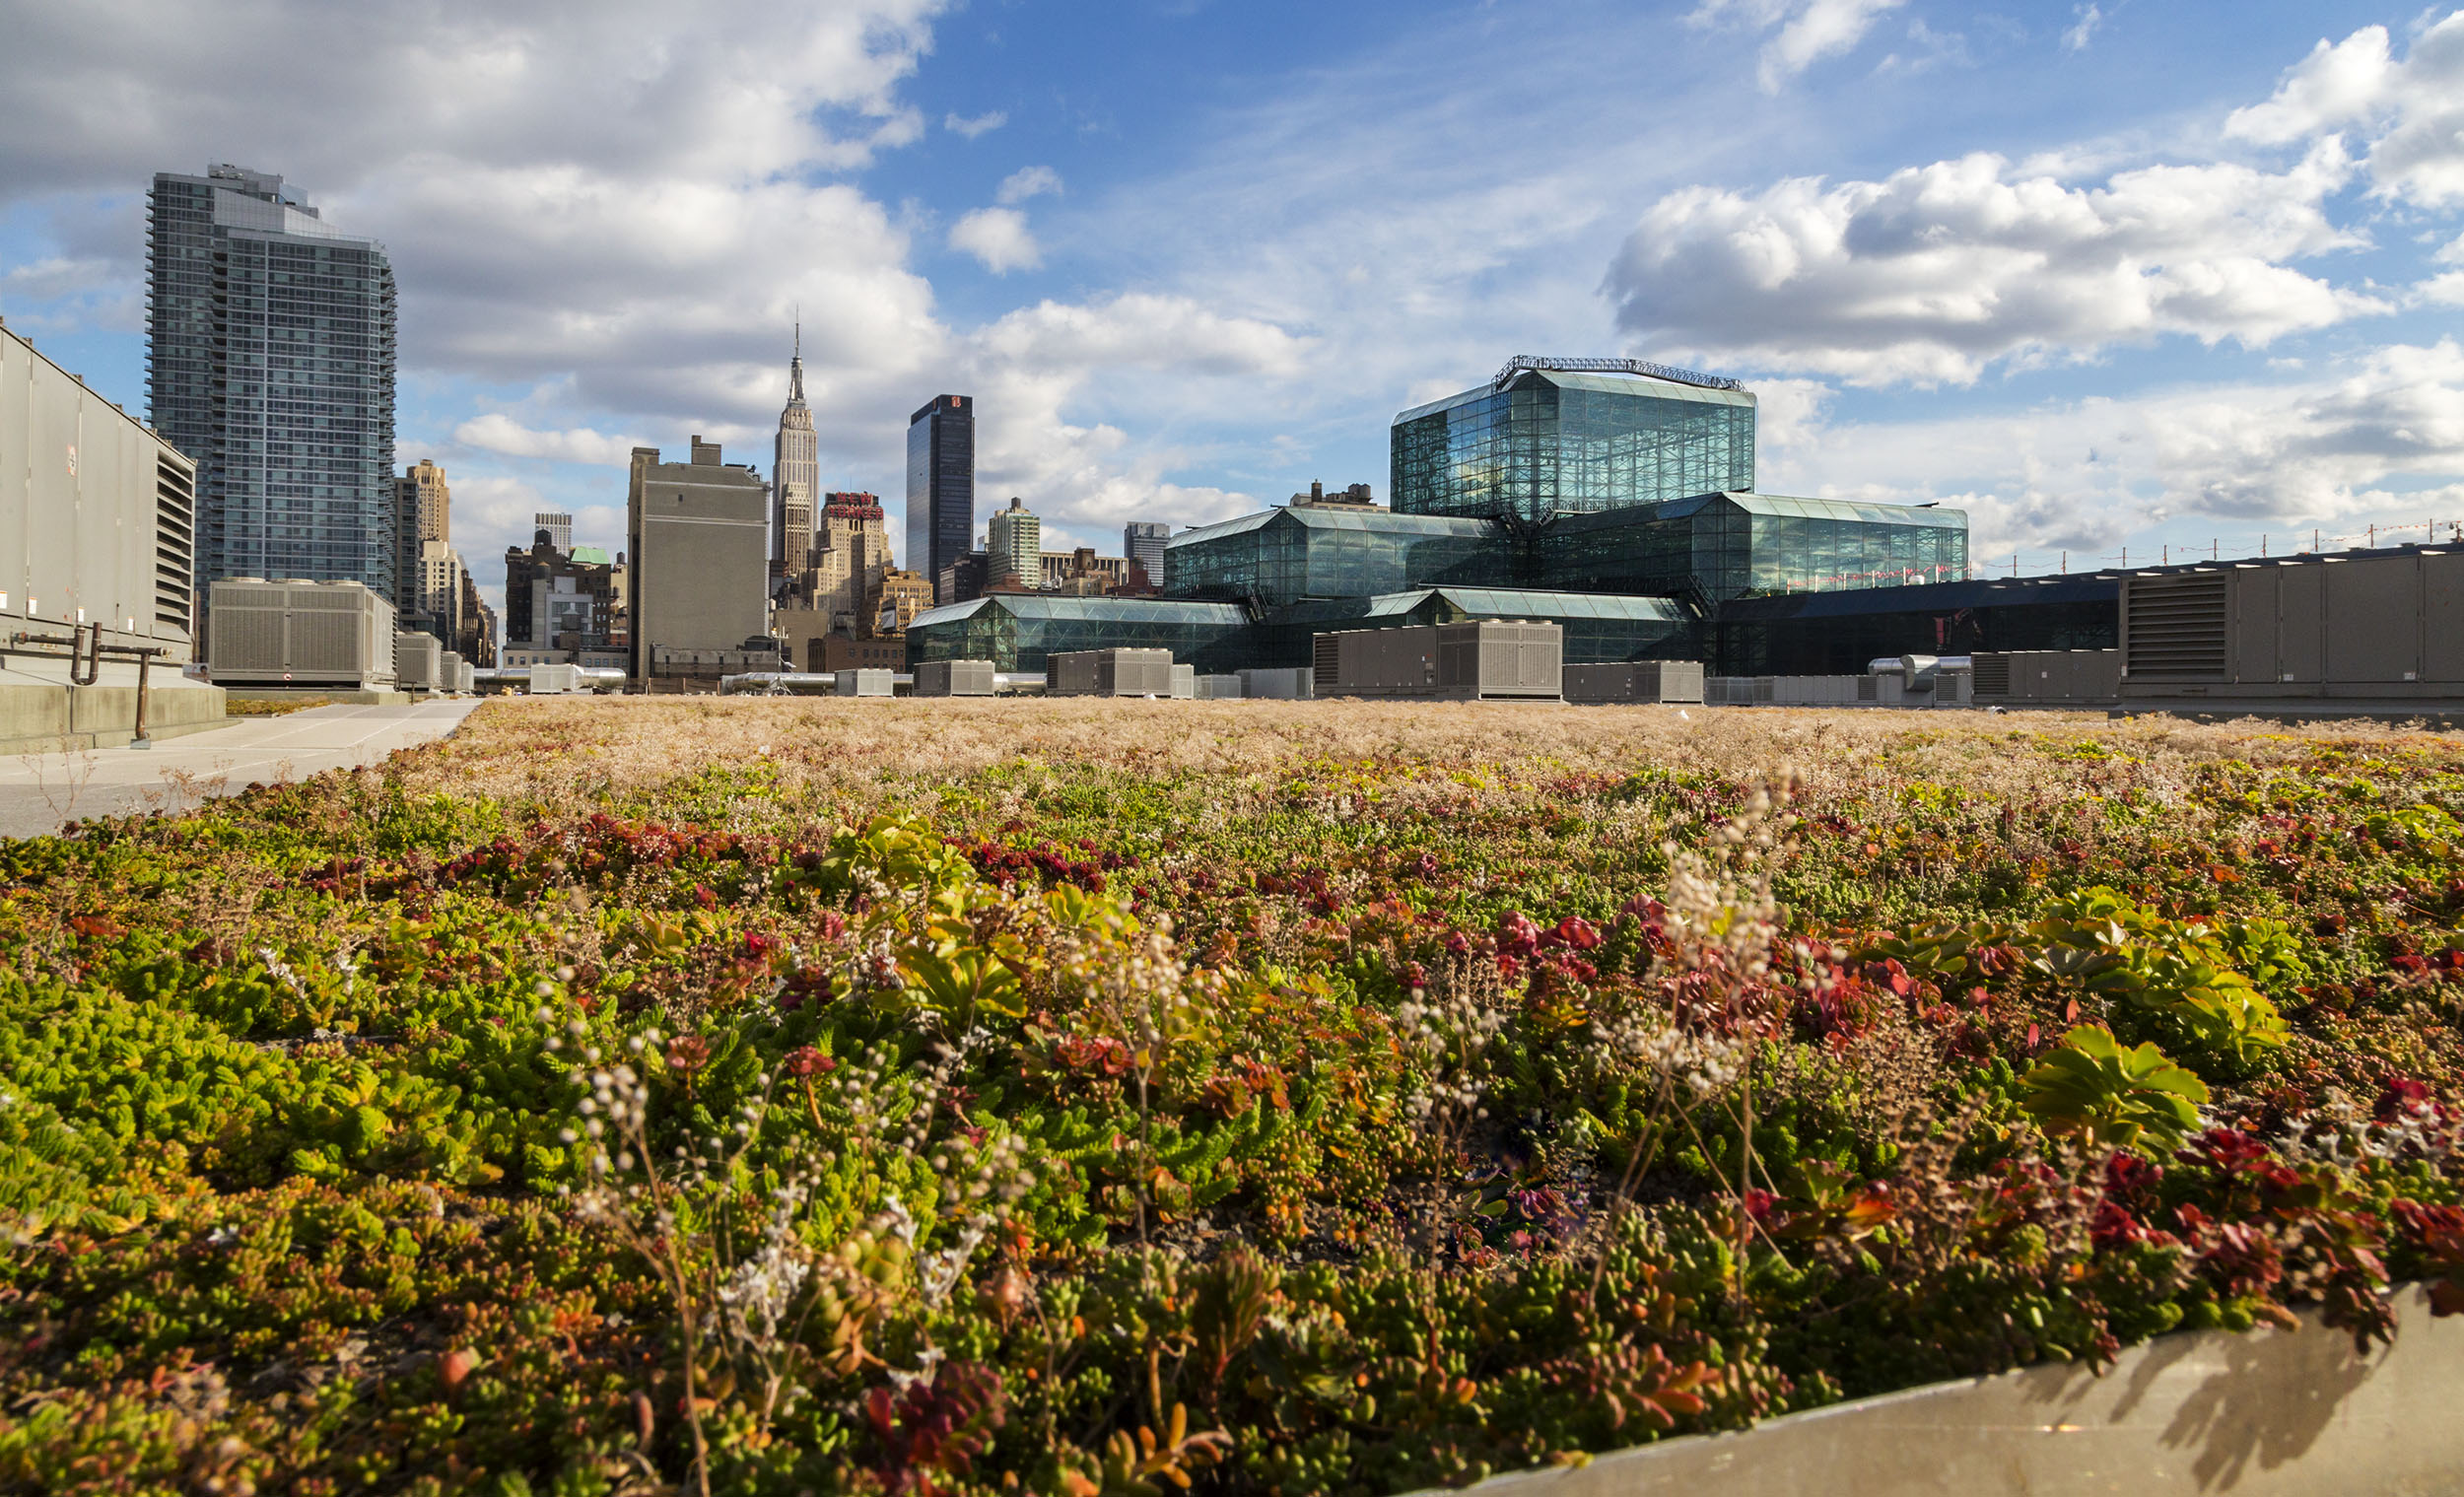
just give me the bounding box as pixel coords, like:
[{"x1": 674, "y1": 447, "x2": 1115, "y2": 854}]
[
  {"x1": 1124, "y1": 520, "x2": 1170, "y2": 587},
  {"x1": 774, "y1": 332, "x2": 819, "y2": 583},
  {"x1": 147, "y1": 165, "x2": 397, "y2": 610},
  {"x1": 988, "y1": 497, "x2": 1040, "y2": 589},
  {"x1": 534, "y1": 511, "x2": 574, "y2": 552},
  {"x1": 906, "y1": 394, "x2": 974, "y2": 603}
]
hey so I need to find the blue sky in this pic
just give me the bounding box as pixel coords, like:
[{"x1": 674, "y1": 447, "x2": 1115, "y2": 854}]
[{"x1": 3, "y1": 0, "x2": 2461, "y2": 608}]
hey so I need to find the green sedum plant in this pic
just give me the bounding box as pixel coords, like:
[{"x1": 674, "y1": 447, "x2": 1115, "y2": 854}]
[{"x1": 2019, "y1": 1025, "x2": 2208, "y2": 1153}]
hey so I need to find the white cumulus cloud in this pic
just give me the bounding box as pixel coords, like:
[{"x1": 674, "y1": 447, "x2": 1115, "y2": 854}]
[
  {"x1": 2226, "y1": 13, "x2": 2464, "y2": 208},
  {"x1": 948, "y1": 206, "x2": 1042, "y2": 273},
  {"x1": 1604, "y1": 140, "x2": 2379, "y2": 384},
  {"x1": 944, "y1": 109, "x2": 1007, "y2": 139},
  {"x1": 452, "y1": 414, "x2": 646, "y2": 466}
]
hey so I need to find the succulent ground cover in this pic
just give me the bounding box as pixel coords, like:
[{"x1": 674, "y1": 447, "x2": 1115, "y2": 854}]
[{"x1": 3, "y1": 697, "x2": 2462, "y2": 1497}]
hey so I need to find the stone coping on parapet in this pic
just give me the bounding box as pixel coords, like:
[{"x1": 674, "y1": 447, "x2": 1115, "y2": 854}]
[{"x1": 1421, "y1": 1287, "x2": 2460, "y2": 1497}]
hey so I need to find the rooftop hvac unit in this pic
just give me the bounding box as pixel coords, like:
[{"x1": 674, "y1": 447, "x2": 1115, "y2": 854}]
[
  {"x1": 835, "y1": 668, "x2": 894, "y2": 697},
  {"x1": 206, "y1": 578, "x2": 395, "y2": 686},
  {"x1": 1169, "y1": 663, "x2": 1196, "y2": 699},
  {"x1": 1241, "y1": 666, "x2": 1314, "y2": 701},
  {"x1": 1318, "y1": 621, "x2": 1562, "y2": 700},
  {"x1": 916, "y1": 658, "x2": 995, "y2": 697},
  {"x1": 1563, "y1": 661, "x2": 1703, "y2": 705},
  {"x1": 2124, "y1": 572, "x2": 2228, "y2": 678},
  {"x1": 395, "y1": 632, "x2": 444, "y2": 691},
  {"x1": 1046, "y1": 647, "x2": 1174, "y2": 697}
]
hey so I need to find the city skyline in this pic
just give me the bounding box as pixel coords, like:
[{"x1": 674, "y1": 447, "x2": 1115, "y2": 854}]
[{"x1": 4, "y1": 3, "x2": 2462, "y2": 618}]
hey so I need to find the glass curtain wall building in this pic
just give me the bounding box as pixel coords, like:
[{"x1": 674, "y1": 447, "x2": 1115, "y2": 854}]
[
  {"x1": 906, "y1": 394, "x2": 975, "y2": 601},
  {"x1": 905, "y1": 594, "x2": 1252, "y2": 675},
  {"x1": 1250, "y1": 587, "x2": 1693, "y2": 667},
  {"x1": 1709, "y1": 575, "x2": 2120, "y2": 675},
  {"x1": 1541, "y1": 494, "x2": 1968, "y2": 604},
  {"x1": 148, "y1": 165, "x2": 397, "y2": 605},
  {"x1": 1392, "y1": 367, "x2": 1754, "y2": 521},
  {"x1": 1163, "y1": 506, "x2": 1509, "y2": 606}
]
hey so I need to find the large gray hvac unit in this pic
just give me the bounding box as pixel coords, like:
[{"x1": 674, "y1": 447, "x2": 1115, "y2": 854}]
[
  {"x1": 1047, "y1": 647, "x2": 1175, "y2": 697},
  {"x1": 1563, "y1": 660, "x2": 1705, "y2": 705},
  {"x1": 1240, "y1": 666, "x2": 1314, "y2": 700},
  {"x1": 207, "y1": 578, "x2": 397, "y2": 687},
  {"x1": 1314, "y1": 620, "x2": 1562, "y2": 700},
  {"x1": 1971, "y1": 648, "x2": 2121, "y2": 707},
  {"x1": 835, "y1": 668, "x2": 894, "y2": 698},
  {"x1": 915, "y1": 658, "x2": 996, "y2": 697},
  {"x1": 2119, "y1": 550, "x2": 2464, "y2": 709},
  {"x1": 395, "y1": 631, "x2": 444, "y2": 692}
]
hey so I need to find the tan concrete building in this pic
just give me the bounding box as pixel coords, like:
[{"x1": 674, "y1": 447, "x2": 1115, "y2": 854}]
[
  {"x1": 807, "y1": 492, "x2": 891, "y2": 633},
  {"x1": 868, "y1": 569, "x2": 934, "y2": 637},
  {"x1": 628, "y1": 437, "x2": 773, "y2": 688}
]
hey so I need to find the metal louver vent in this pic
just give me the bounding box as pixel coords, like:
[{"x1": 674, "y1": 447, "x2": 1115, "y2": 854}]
[
  {"x1": 1313, "y1": 634, "x2": 1341, "y2": 692},
  {"x1": 2126, "y1": 574, "x2": 2228, "y2": 678},
  {"x1": 1971, "y1": 654, "x2": 2012, "y2": 695}
]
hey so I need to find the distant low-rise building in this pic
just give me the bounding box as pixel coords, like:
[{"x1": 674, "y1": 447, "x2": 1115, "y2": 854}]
[
  {"x1": 868, "y1": 569, "x2": 933, "y2": 636},
  {"x1": 1041, "y1": 548, "x2": 1132, "y2": 594}
]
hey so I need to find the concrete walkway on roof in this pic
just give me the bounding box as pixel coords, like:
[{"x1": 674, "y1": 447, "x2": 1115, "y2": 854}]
[{"x1": 0, "y1": 700, "x2": 484, "y2": 841}]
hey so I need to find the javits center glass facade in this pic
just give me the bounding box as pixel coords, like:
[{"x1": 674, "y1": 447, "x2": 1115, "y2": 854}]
[
  {"x1": 1709, "y1": 575, "x2": 2121, "y2": 675},
  {"x1": 1393, "y1": 370, "x2": 1754, "y2": 522},
  {"x1": 1541, "y1": 494, "x2": 1968, "y2": 604},
  {"x1": 1249, "y1": 587, "x2": 1693, "y2": 668},
  {"x1": 905, "y1": 595, "x2": 1251, "y2": 675},
  {"x1": 1163, "y1": 507, "x2": 1508, "y2": 606}
]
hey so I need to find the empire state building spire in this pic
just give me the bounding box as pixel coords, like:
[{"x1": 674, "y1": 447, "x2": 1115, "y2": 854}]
[{"x1": 772, "y1": 321, "x2": 820, "y2": 583}]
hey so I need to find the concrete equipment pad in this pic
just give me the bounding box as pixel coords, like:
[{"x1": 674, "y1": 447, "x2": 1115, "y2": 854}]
[{"x1": 0, "y1": 700, "x2": 483, "y2": 841}]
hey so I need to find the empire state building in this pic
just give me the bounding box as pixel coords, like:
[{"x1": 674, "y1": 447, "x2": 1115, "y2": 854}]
[{"x1": 772, "y1": 328, "x2": 819, "y2": 583}]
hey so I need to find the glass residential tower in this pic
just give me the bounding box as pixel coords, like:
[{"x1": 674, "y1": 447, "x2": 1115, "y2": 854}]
[{"x1": 147, "y1": 165, "x2": 397, "y2": 609}]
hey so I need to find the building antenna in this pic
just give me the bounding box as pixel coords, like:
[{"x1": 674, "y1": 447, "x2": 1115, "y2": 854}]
[{"x1": 793, "y1": 306, "x2": 800, "y2": 361}]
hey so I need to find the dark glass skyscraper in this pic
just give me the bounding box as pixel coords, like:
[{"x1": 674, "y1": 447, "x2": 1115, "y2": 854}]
[
  {"x1": 906, "y1": 394, "x2": 974, "y2": 602},
  {"x1": 147, "y1": 165, "x2": 397, "y2": 606}
]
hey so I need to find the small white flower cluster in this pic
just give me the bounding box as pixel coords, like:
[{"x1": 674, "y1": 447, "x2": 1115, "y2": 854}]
[
  {"x1": 1593, "y1": 1016, "x2": 1747, "y2": 1100},
  {"x1": 1398, "y1": 970, "x2": 1511, "y2": 1128},
  {"x1": 718, "y1": 1192, "x2": 813, "y2": 1344},
  {"x1": 258, "y1": 946, "x2": 307, "y2": 1000}
]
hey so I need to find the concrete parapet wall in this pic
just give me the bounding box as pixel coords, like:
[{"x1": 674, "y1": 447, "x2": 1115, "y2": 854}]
[
  {"x1": 0, "y1": 666, "x2": 226, "y2": 754},
  {"x1": 1438, "y1": 1288, "x2": 2460, "y2": 1497}
]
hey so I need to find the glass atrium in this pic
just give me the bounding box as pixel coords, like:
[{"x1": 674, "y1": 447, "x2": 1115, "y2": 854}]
[
  {"x1": 905, "y1": 595, "x2": 1252, "y2": 674},
  {"x1": 1162, "y1": 506, "x2": 1507, "y2": 606},
  {"x1": 1392, "y1": 369, "x2": 1754, "y2": 521}
]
